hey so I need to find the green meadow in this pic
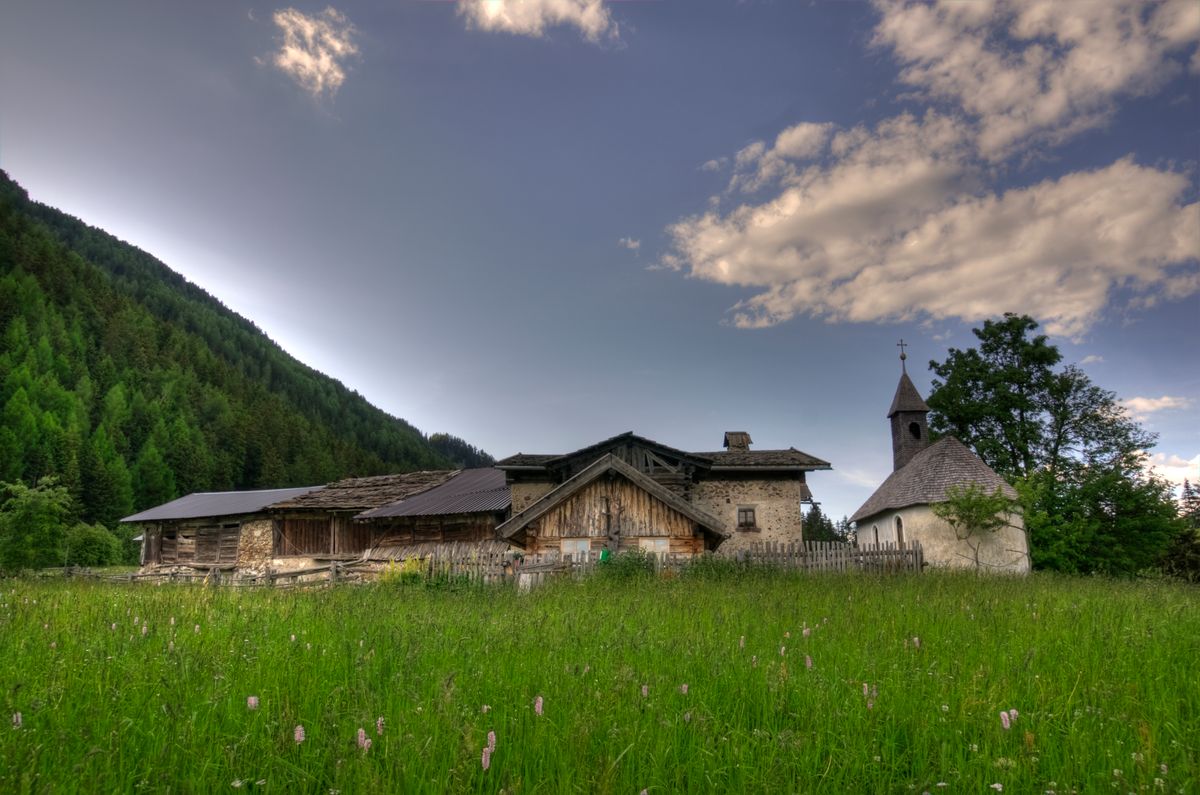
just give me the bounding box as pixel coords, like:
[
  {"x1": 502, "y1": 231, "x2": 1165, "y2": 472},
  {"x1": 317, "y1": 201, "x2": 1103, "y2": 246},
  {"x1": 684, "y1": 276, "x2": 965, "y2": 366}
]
[{"x1": 1, "y1": 570, "x2": 1196, "y2": 794}]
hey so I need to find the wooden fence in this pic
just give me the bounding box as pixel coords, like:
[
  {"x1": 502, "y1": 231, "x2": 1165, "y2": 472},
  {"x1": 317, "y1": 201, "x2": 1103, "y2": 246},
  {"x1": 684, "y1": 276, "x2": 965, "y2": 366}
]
[{"x1": 55, "y1": 540, "x2": 922, "y2": 589}]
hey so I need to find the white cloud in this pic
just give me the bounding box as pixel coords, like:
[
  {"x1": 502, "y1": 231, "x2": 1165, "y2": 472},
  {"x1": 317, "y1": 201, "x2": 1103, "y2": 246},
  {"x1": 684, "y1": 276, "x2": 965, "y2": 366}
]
[
  {"x1": 873, "y1": 0, "x2": 1200, "y2": 159},
  {"x1": 618, "y1": 237, "x2": 641, "y2": 253},
  {"x1": 268, "y1": 7, "x2": 358, "y2": 98},
  {"x1": 1080, "y1": 355, "x2": 1105, "y2": 365},
  {"x1": 1146, "y1": 452, "x2": 1200, "y2": 485},
  {"x1": 1123, "y1": 395, "x2": 1194, "y2": 419},
  {"x1": 662, "y1": 1, "x2": 1200, "y2": 337},
  {"x1": 457, "y1": 0, "x2": 617, "y2": 42}
]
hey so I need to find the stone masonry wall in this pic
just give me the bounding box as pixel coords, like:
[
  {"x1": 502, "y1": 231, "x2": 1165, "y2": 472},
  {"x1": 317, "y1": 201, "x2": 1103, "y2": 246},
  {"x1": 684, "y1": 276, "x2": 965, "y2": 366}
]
[
  {"x1": 691, "y1": 478, "x2": 804, "y2": 554},
  {"x1": 510, "y1": 482, "x2": 555, "y2": 514},
  {"x1": 236, "y1": 518, "x2": 275, "y2": 572}
]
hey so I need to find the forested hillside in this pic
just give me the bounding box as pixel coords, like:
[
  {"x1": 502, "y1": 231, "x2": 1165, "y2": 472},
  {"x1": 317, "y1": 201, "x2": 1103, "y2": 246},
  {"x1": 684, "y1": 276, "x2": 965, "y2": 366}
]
[{"x1": 0, "y1": 170, "x2": 479, "y2": 534}]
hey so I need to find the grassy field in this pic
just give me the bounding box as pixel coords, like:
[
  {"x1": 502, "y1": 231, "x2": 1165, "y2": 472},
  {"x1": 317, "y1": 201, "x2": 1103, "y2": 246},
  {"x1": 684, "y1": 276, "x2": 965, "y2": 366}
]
[{"x1": 1, "y1": 569, "x2": 1196, "y2": 793}]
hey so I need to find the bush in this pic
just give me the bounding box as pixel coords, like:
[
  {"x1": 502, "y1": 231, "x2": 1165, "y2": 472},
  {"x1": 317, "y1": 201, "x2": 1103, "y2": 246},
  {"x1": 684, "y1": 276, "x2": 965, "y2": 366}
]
[
  {"x1": 597, "y1": 549, "x2": 656, "y2": 580},
  {"x1": 64, "y1": 523, "x2": 121, "y2": 567}
]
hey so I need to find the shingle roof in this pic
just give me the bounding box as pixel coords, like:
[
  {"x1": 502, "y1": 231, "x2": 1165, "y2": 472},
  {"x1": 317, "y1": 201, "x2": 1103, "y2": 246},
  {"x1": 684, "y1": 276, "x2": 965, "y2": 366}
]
[
  {"x1": 888, "y1": 372, "x2": 930, "y2": 417},
  {"x1": 697, "y1": 448, "x2": 831, "y2": 470},
  {"x1": 121, "y1": 486, "x2": 323, "y2": 523},
  {"x1": 850, "y1": 437, "x2": 1016, "y2": 523},
  {"x1": 358, "y1": 468, "x2": 511, "y2": 519},
  {"x1": 269, "y1": 471, "x2": 457, "y2": 511},
  {"x1": 496, "y1": 433, "x2": 831, "y2": 472}
]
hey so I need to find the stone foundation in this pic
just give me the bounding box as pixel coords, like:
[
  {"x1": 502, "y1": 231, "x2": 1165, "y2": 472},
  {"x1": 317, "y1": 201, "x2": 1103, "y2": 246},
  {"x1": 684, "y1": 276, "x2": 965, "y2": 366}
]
[{"x1": 235, "y1": 519, "x2": 275, "y2": 572}]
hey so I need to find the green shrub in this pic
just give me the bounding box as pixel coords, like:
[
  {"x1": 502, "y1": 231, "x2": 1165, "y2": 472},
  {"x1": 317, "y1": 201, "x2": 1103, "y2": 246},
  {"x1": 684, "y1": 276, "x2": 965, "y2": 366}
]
[
  {"x1": 597, "y1": 548, "x2": 656, "y2": 579},
  {"x1": 64, "y1": 523, "x2": 121, "y2": 567}
]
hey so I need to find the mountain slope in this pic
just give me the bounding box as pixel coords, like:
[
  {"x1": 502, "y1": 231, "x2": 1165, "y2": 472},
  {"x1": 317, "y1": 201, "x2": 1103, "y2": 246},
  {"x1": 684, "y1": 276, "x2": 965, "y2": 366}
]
[{"x1": 0, "y1": 170, "x2": 478, "y2": 526}]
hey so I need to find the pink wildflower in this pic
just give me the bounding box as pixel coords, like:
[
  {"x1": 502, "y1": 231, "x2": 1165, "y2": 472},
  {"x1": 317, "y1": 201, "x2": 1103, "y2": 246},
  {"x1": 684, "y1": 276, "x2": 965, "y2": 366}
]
[
  {"x1": 376, "y1": 716, "x2": 385, "y2": 736},
  {"x1": 805, "y1": 655, "x2": 813, "y2": 670},
  {"x1": 1000, "y1": 711, "x2": 1011, "y2": 730},
  {"x1": 534, "y1": 696, "x2": 543, "y2": 716},
  {"x1": 357, "y1": 727, "x2": 370, "y2": 750},
  {"x1": 487, "y1": 730, "x2": 496, "y2": 753},
  {"x1": 680, "y1": 684, "x2": 688, "y2": 695},
  {"x1": 247, "y1": 696, "x2": 259, "y2": 710},
  {"x1": 780, "y1": 645, "x2": 786, "y2": 657},
  {"x1": 641, "y1": 684, "x2": 648, "y2": 698},
  {"x1": 294, "y1": 724, "x2": 306, "y2": 744},
  {"x1": 481, "y1": 746, "x2": 491, "y2": 771},
  {"x1": 867, "y1": 699, "x2": 874, "y2": 710},
  {"x1": 11, "y1": 712, "x2": 21, "y2": 729},
  {"x1": 802, "y1": 626, "x2": 811, "y2": 638},
  {"x1": 1008, "y1": 708, "x2": 1019, "y2": 721},
  {"x1": 863, "y1": 683, "x2": 870, "y2": 697}
]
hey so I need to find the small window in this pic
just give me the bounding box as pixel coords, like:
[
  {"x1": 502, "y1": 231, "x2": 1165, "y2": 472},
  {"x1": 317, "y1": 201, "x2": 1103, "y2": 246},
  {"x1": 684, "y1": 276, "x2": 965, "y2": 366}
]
[
  {"x1": 639, "y1": 538, "x2": 669, "y2": 555},
  {"x1": 895, "y1": 516, "x2": 904, "y2": 546},
  {"x1": 561, "y1": 537, "x2": 590, "y2": 560},
  {"x1": 872, "y1": 525, "x2": 879, "y2": 545},
  {"x1": 737, "y1": 506, "x2": 757, "y2": 529},
  {"x1": 908, "y1": 422, "x2": 922, "y2": 440}
]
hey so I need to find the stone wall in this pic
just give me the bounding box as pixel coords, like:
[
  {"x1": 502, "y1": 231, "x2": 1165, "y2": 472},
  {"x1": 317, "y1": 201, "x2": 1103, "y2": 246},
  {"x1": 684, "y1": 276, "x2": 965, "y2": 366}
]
[
  {"x1": 691, "y1": 477, "x2": 804, "y2": 554},
  {"x1": 236, "y1": 518, "x2": 275, "y2": 572},
  {"x1": 510, "y1": 482, "x2": 555, "y2": 514},
  {"x1": 860, "y1": 505, "x2": 1030, "y2": 573}
]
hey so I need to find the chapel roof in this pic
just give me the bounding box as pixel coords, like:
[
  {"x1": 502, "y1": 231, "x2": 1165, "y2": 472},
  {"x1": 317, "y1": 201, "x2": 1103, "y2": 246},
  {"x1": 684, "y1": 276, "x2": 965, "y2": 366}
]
[
  {"x1": 888, "y1": 372, "x2": 930, "y2": 417},
  {"x1": 850, "y1": 436, "x2": 1016, "y2": 523}
]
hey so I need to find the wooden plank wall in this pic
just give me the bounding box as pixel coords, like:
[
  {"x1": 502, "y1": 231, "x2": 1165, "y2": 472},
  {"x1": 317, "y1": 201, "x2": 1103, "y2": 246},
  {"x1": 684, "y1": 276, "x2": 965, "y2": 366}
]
[
  {"x1": 159, "y1": 525, "x2": 240, "y2": 564},
  {"x1": 528, "y1": 478, "x2": 699, "y2": 554},
  {"x1": 371, "y1": 515, "x2": 496, "y2": 546}
]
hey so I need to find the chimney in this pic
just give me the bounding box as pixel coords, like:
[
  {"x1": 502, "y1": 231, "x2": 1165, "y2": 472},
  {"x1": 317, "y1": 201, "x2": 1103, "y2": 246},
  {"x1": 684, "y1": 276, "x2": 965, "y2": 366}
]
[{"x1": 723, "y1": 431, "x2": 752, "y2": 451}]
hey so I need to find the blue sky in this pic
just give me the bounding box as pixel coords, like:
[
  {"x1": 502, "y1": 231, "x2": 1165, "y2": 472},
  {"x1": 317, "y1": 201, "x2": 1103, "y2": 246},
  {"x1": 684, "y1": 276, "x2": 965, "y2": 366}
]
[{"x1": 1, "y1": 0, "x2": 1197, "y2": 520}]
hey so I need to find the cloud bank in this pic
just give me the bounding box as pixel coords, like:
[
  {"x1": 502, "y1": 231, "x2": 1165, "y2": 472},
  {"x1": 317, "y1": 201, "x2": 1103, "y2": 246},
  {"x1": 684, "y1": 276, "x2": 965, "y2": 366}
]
[
  {"x1": 663, "y1": 0, "x2": 1200, "y2": 337},
  {"x1": 1123, "y1": 395, "x2": 1194, "y2": 419},
  {"x1": 458, "y1": 0, "x2": 617, "y2": 42},
  {"x1": 268, "y1": 7, "x2": 359, "y2": 98}
]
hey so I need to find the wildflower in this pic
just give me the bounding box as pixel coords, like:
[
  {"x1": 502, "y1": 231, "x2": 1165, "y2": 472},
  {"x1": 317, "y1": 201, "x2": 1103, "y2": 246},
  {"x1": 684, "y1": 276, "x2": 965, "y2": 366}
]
[
  {"x1": 1000, "y1": 711, "x2": 1011, "y2": 730},
  {"x1": 752, "y1": 655, "x2": 758, "y2": 667},
  {"x1": 641, "y1": 685, "x2": 648, "y2": 698},
  {"x1": 805, "y1": 655, "x2": 813, "y2": 670},
  {"x1": 802, "y1": 626, "x2": 811, "y2": 638},
  {"x1": 194, "y1": 624, "x2": 200, "y2": 634},
  {"x1": 1008, "y1": 708, "x2": 1018, "y2": 721},
  {"x1": 168, "y1": 641, "x2": 175, "y2": 652},
  {"x1": 739, "y1": 635, "x2": 745, "y2": 648},
  {"x1": 481, "y1": 746, "x2": 491, "y2": 771},
  {"x1": 232, "y1": 780, "x2": 243, "y2": 788},
  {"x1": 680, "y1": 684, "x2": 688, "y2": 695},
  {"x1": 1113, "y1": 769, "x2": 1122, "y2": 778},
  {"x1": 295, "y1": 725, "x2": 306, "y2": 744},
  {"x1": 780, "y1": 645, "x2": 786, "y2": 657},
  {"x1": 534, "y1": 696, "x2": 544, "y2": 716},
  {"x1": 941, "y1": 704, "x2": 949, "y2": 713},
  {"x1": 863, "y1": 683, "x2": 869, "y2": 697},
  {"x1": 133, "y1": 616, "x2": 139, "y2": 625},
  {"x1": 1160, "y1": 764, "x2": 1168, "y2": 774},
  {"x1": 640, "y1": 790, "x2": 648, "y2": 795},
  {"x1": 170, "y1": 617, "x2": 175, "y2": 626},
  {"x1": 357, "y1": 728, "x2": 371, "y2": 750},
  {"x1": 290, "y1": 634, "x2": 296, "y2": 643},
  {"x1": 12, "y1": 712, "x2": 21, "y2": 729},
  {"x1": 912, "y1": 636, "x2": 920, "y2": 649},
  {"x1": 247, "y1": 696, "x2": 259, "y2": 710},
  {"x1": 683, "y1": 711, "x2": 692, "y2": 722},
  {"x1": 376, "y1": 717, "x2": 384, "y2": 736},
  {"x1": 867, "y1": 700, "x2": 874, "y2": 710},
  {"x1": 487, "y1": 730, "x2": 496, "y2": 753},
  {"x1": 936, "y1": 784, "x2": 948, "y2": 789},
  {"x1": 142, "y1": 625, "x2": 148, "y2": 636},
  {"x1": 990, "y1": 784, "x2": 1003, "y2": 792},
  {"x1": 784, "y1": 631, "x2": 791, "y2": 638},
  {"x1": 50, "y1": 641, "x2": 56, "y2": 649},
  {"x1": 110, "y1": 623, "x2": 116, "y2": 631},
  {"x1": 481, "y1": 704, "x2": 491, "y2": 713},
  {"x1": 1154, "y1": 778, "x2": 1165, "y2": 789}
]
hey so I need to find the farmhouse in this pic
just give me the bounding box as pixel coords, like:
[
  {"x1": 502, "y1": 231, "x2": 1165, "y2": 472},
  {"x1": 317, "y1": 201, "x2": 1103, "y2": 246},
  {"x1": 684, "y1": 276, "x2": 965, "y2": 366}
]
[
  {"x1": 851, "y1": 359, "x2": 1031, "y2": 573},
  {"x1": 496, "y1": 431, "x2": 831, "y2": 558},
  {"x1": 125, "y1": 486, "x2": 323, "y2": 569}
]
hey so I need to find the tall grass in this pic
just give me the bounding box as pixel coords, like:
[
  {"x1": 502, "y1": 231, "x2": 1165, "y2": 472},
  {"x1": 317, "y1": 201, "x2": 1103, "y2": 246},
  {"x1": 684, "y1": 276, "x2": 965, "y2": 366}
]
[{"x1": 1, "y1": 571, "x2": 1196, "y2": 793}]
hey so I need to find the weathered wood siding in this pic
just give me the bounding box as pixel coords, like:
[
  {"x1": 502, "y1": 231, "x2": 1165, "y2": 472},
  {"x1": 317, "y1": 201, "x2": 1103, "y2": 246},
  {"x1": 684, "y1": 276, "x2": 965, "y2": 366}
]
[
  {"x1": 276, "y1": 514, "x2": 373, "y2": 556},
  {"x1": 370, "y1": 515, "x2": 498, "y2": 546},
  {"x1": 157, "y1": 524, "x2": 240, "y2": 564},
  {"x1": 526, "y1": 478, "x2": 703, "y2": 555}
]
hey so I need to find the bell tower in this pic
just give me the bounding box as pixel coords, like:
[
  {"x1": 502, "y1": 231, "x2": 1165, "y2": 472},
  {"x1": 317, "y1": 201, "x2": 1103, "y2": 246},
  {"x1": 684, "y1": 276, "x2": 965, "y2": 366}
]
[{"x1": 888, "y1": 340, "x2": 930, "y2": 471}]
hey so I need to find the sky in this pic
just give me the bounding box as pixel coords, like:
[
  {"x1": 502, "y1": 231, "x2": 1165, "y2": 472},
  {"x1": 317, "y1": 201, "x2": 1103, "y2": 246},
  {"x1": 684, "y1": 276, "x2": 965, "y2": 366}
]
[{"x1": 1, "y1": 0, "x2": 1198, "y2": 520}]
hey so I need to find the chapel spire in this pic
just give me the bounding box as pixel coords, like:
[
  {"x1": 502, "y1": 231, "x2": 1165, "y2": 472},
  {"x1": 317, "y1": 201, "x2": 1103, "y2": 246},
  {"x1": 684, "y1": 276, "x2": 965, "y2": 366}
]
[{"x1": 888, "y1": 342, "x2": 930, "y2": 471}]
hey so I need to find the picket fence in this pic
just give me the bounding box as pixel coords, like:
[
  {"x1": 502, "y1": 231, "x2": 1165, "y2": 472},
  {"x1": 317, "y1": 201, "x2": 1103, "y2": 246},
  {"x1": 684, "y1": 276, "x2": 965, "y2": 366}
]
[{"x1": 61, "y1": 540, "x2": 923, "y2": 589}]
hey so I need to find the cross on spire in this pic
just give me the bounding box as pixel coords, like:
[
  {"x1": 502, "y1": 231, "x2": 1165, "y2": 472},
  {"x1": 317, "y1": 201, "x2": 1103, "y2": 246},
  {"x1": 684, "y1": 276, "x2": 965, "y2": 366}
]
[{"x1": 897, "y1": 339, "x2": 908, "y2": 373}]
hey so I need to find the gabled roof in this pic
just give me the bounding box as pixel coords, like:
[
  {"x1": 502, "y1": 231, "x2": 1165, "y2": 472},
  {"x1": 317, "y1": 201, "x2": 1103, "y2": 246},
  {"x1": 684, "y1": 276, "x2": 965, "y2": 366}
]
[
  {"x1": 121, "y1": 486, "x2": 323, "y2": 523},
  {"x1": 850, "y1": 437, "x2": 1017, "y2": 523},
  {"x1": 270, "y1": 471, "x2": 457, "y2": 512},
  {"x1": 496, "y1": 453, "x2": 728, "y2": 542},
  {"x1": 496, "y1": 432, "x2": 831, "y2": 472},
  {"x1": 696, "y1": 448, "x2": 831, "y2": 470},
  {"x1": 357, "y1": 468, "x2": 510, "y2": 519},
  {"x1": 888, "y1": 372, "x2": 930, "y2": 417}
]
